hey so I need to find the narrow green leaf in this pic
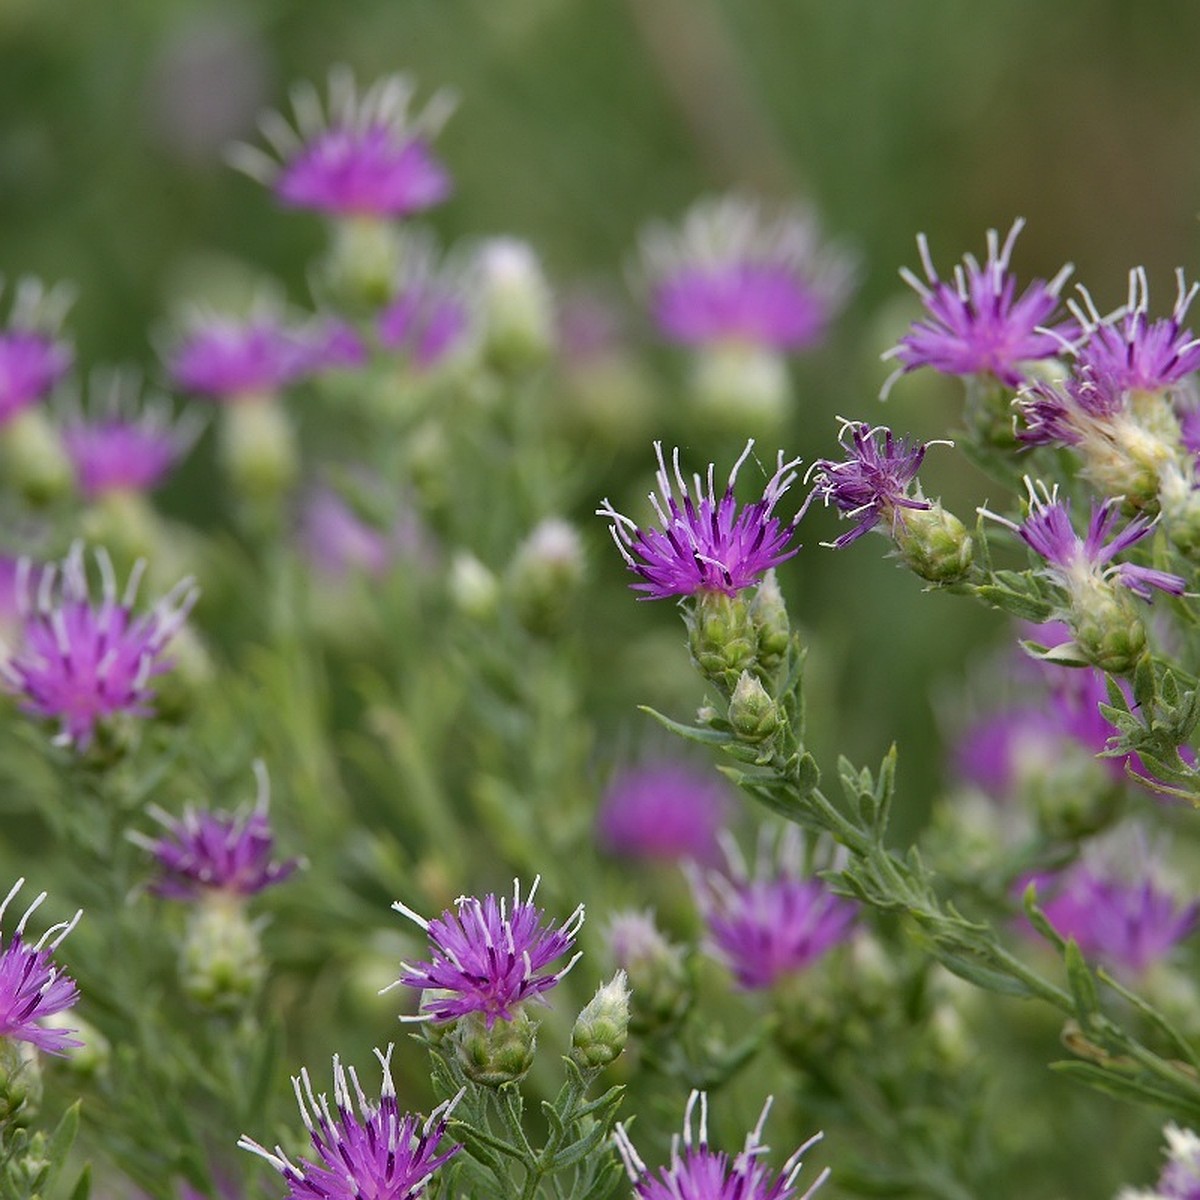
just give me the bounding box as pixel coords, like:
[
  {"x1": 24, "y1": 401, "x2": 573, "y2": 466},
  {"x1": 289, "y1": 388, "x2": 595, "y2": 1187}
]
[{"x1": 637, "y1": 706, "x2": 733, "y2": 745}]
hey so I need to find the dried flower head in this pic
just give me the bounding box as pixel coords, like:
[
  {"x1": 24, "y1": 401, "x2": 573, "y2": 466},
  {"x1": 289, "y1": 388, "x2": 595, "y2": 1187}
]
[
  {"x1": 238, "y1": 1046, "x2": 462, "y2": 1200},
  {"x1": 230, "y1": 68, "x2": 454, "y2": 219},
  {"x1": 598, "y1": 440, "x2": 804, "y2": 599},
  {"x1": 0, "y1": 278, "x2": 74, "y2": 426},
  {"x1": 0, "y1": 879, "x2": 81, "y2": 1055},
  {"x1": 389, "y1": 877, "x2": 584, "y2": 1027}
]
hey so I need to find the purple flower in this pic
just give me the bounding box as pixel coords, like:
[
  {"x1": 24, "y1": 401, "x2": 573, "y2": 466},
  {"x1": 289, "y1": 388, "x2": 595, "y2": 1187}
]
[
  {"x1": 640, "y1": 196, "x2": 855, "y2": 351},
  {"x1": 167, "y1": 313, "x2": 315, "y2": 401},
  {"x1": 985, "y1": 480, "x2": 1186, "y2": 603},
  {"x1": 690, "y1": 829, "x2": 857, "y2": 990},
  {"x1": 230, "y1": 69, "x2": 453, "y2": 219},
  {"x1": 614, "y1": 1091, "x2": 828, "y2": 1200},
  {"x1": 2, "y1": 544, "x2": 198, "y2": 748},
  {"x1": 1072, "y1": 268, "x2": 1200, "y2": 394},
  {"x1": 309, "y1": 318, "x2": 370, "y2": 373},
  {"x1": 598, "y1": 441, "x2": 804, "y2": 599},
  {"x1": 807, "y1": 420, "x2": 947, "y2": 548},
  {"x1": 390, "y1": 877, "x2": 584, "y2": 1027},
  {"x1": 133, "y1": 762, "x2": 300, "y2": 901},
  {"x1": 884, "y1": 219, "x2": 1074, "y2": 393},
  {"x1": 597, "y1": 758, "x2": 730, "y2": 865},
  {"x1": 0, "y1": 879, "x2": 81, "y2": 1056},
  {"x1": 0, "y1": 279, "x2": 74, "y2": 425},
  {"x1": 377, "y1": 238, "x2": 473, "y2": 372},
  {"x1": 238, "y1": 1046, "x2": 462, "y2": 1200},
  {"x1": 1121, "y1": 1125, "x2": 1200, "y2": 1200},
  {"x1": 300, "y1": 487, "x2": 394, "y2": 580},
  {"x1": 61, "y1": 374, "x2": 202, "y2": 499}
]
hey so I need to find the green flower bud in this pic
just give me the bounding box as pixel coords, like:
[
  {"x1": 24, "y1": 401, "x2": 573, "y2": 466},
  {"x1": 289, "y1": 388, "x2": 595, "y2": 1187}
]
[
  {"x1": 686, "y1": 592, "x2": 759, "y2": 689},
  {"x1": 749, "y1": 570, "x2": 790, "y2": 674},
  {"x1": 727, "y1": 670, "x2": 780, "y2": 744},
  {"x1": 1160, "y1": 460, "x2": 1200, "y2": 557},
  {"x1": 690, "y1": 343, "x2": 789, "y2": 431},
  {"x1": 0, "y1": 1040, "x2": 41, "y2": 1124},
  {"x1": 1069, "y1": 580, "x2": 1147, "y2": 675},
  {"x1": 449, "y1": 552, "x2": 500, "y2": 621},
  {"x1": 508, "y1": 518, "x2": 586, "y2": 638},
  {"x1": 1, "y1": 408, "x2": 73, "y2": 506},
  {"x1": 895, "y1": 503, "x2": 973, "y2": 583},
  {"x1": 180, "y1": 896, "x2": 265, "y2": 1013},
  {"x1": 218, "y1": 396, "x2": 298, "y2": 502},
  {"x1": 607, "y1": 911, "x2": 690, "y2": 1035},
  {"x1": 453, "y1": 1007, "x2": 537, "y2": 1087},
  {"x1": 321, "y1": 216, "x2": 404, "y2": 312},
  {"x1": 571, "y1": 972, "x2": 631, "y2": 1069},
  {"x1": 476, "y1": 239, "x2": 555, "y2": 375}
]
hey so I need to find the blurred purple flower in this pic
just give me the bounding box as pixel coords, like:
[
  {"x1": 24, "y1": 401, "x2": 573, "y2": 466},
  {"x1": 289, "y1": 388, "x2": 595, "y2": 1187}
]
[
  {"x1": 391, "y1": 877, "x2": 584, "y2": 1027},
  {"x1": 598, "y1": 440, "x2": 803, "y2": 599},
  {"x1": 1121, "y1": 1124, "x2": 1200, "y2": 1200},
  {"x1": 167, "y1": 313, "x2": 315, "y2": 401},
  {"x1": 0, "y1": 279, "x2": 74, "y2": 425}
]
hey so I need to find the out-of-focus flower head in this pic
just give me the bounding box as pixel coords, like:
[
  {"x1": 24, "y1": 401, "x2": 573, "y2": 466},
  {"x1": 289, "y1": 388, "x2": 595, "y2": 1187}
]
[
  {"x1": 132, "y1": 762, "x2": 301, "y2": 901},
  {"x1": 596, "y1": 757, "x2": 730, "y2": 865},
  {"x1": 639, "y1": 196, "x2": 855, "y2": 352},
  {"x1": 300, "y1": 480, "x2": 431, "y2": 581},
  {"x1": 614, "y1": 1090, "x2": 829, "y2": 1200},
  {"x1": 2, "y1": 543, "x2": 198, "y2": 749},
  {"x1": 230, "y1": 67, "x2": 455, "y2": 220},
  {"x1": 598, "y1": 440, "x2": 804, "y2": 599},
  {"x1": 61, "y1": 369, "x2": 203, "y2": 500},
  {"x1": 1119, "y1": 1123, "x2": 1200, "y2": 1200},
  {"x1": 0, "y1": 879, "x2": 81, "y2": 1056},
  {"x1": 389, "y1": 877, "x2": 584, "y2": 1028},
  {"x1": 690, "y1": 827, "x2": 857, "y2": 990},
  {"x1": 884, "y1": 219, "x2": 1074, "y2": 393},
  {"x1": 0, "y1": 278, "x2": 74, "y2": 427},
  {"x1": 238, "y1": 1046, "x2": 463, "y2": 1200}
]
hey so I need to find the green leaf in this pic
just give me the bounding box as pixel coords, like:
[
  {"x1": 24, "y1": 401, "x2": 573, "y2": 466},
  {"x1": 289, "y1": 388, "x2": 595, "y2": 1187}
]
[
  {"x1": 932, "y1": 948, "x2": 1037, "y2": 998},
  {"x1": 44, "y1": 1102, "x2": 80, "y2": 1176},
  {"x1": 1050, "y1": 1061, "x2": 1200, "y2": 1120},
  {"x1": 68, "y1": 1165, "x2": 91, "y2": 1200},
  {"x1": 1064, "y1": 940, "x2": 1099, "y2": 1019},
  {"x1": 637, "y1": 706, "x2": 734, "y2": 745}
]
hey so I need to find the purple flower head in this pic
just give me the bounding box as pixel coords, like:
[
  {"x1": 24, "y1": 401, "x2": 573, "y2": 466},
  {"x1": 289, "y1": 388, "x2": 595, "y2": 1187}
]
[
  {"x1": 0, "y1": 278, "x2": 74, "y2": 425},
  {"x1": 301, "y1": 487, "x2": 393, "y2": 580},
  {"x1": 983, "y1": 479, "x2": 1186, "y2": 604},
  {"x1": 308, "y1": 318, "x2": 370, "y2": 373},
  {"x1": 1032, "y1": 828, "x2": 1198, "y2": 976},
  {"x1": 807, "y1": 419, "x2": 949, "y2": 548},
  {"x1": 1072, "y1": 267, "x2": 1200, "y2": 395},
  {"x1": 390, "y1": 877, "x2": 584, "y2": 1028},
  {"x1": 614, "y1": 1091, "x2": 829, "y2": 1200},
  {"x1": 238, "y1": 1046, "x2": 463, "y2": 1200},
  {"x1": 598, "y1": 440, "x2": 804, "y2": 599},
  {"x1": 640, "y1": 196, "x2": 856, "y2": 351},
  {"x1": 606, "y1": 909, "x2": 679, "y2": 971},
  {"x1": 2, "y1": 544, "x2": 198, "y2": 749},
  {"x1": 883, "y1": 219, "x2": 1074, "y2": 394},
  {"x1": 597, "y1": 758, "x2": 730, "y2": 865},
  {"x1": 0, "y1": 879, "x2": 82, "y2": 1056},
  {"x1": 230, "y1": 68, "x2": 454, "y2": 219},
  {"x1": 1122, "y1": 1124, "x2": 1200, "y2": 1200},
  {"x1": 690, "y1": 828, "x2": 857, "y2": 990},
  {"x1": 133, "y1": 762, "x2": 301, "y2": 901},
  {"x1": 61, "y1": 371, "x2": 202, "y2": 499}
]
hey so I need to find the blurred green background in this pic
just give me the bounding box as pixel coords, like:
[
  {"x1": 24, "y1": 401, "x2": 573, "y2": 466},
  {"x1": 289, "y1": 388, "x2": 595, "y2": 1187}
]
[{"x1": 3, "y1": 0, "x2": 1200, "y2": 825}]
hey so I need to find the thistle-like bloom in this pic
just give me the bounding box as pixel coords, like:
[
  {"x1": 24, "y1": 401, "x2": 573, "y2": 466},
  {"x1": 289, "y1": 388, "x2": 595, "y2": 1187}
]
[
  {"x1": 1072, "y1": 268, "x2": 1200, "y2": 395},
  {"x1": 984, "y1": 480, "x2": 1186, "y2": 604},
  {"x1": 884, "y1": 219, "x2": 1074, "y2": 392},
  {"x1": 0, "y1": 879, "x2": 82, "y2": 1055},
  {"x1": 598, "y1": 441, "x2": 804, "y2": 599},
  {"x1": 640, "y1": 196, "x2": 855, "y2": 351},
  {"x1": 2, "y1": 544, "x2": 198, "y2": 748},
  {"x1": 389, "y1": 877, "x2": 584, "y2": 1027},
  {"x1": 1119, "y1": 1124, "x2": 1200, "y2": 1200},
  {"x1": 238, "y1": 1046, "x2": 463, "y2": 1200},
  {"x1": 61, "y1": 372, "x2": 202, "y2": 499},
  {"x1": 132, "y1": 762, "x2": 301, "y2": 901},
  {"x1": 378, "y1": 235, "x2": 473, "y2": 372},
  {"x1": 0, "y1": 279, "x2": 74, "y2": 425},
  {"x1": 690, "y1": 829, "x2": 857, "y2": 990},
  {"x1": 614, "y1": 1091, "x2": 828, "y2": 1200},
  {"x1": 596, "y1": 758, "x2": 729, "y2": 865},
  {"x1": 807, "y1": 419, "x2": 947, "y2": 548},
  {"x1": 230, "y1": 68, "x2": 454, "y2": 219}
]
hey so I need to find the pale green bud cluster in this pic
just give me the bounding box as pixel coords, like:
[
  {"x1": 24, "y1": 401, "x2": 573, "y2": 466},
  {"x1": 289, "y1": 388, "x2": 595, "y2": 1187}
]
[
  {"x1": 1, "y1": 409, "x2": 72, "y2": 506},
  {"x1": 728, "y1": 670, "x2": 780, "y2": 745},
  {"x1": 686, "y1": 592, "x2": 760, "y2": 690},
  {"x1": 180, "y1": 896, "x2": 266, "y2": 1012},
  {"x1": 453, "y1": 1008, "x2": 538, "y2": 1087},
  {"x1": 690, "y1": 343, "x2": 790, "y2": 431},
  {"x1": 476, "y1": 238, "x2": 555, "y2": 375},
  {"x1": 894, "y1": 503, "x2": 973, "y2": 584},
  {"x1": 570, "y1": 972, "x2": 631, "y2": 1069},
  {"x1": 1067, "y1": 578, "x2": 1147, "y2": 675},
  {"x1": 321, "y1": 216, "x2": 405, "y2": 311},
  {"x1": 218, "y1": 396, "x2": 299, "y2": 502},
  {"x1": 508, "y1": 517, "x2": 586, "y2": 638}
]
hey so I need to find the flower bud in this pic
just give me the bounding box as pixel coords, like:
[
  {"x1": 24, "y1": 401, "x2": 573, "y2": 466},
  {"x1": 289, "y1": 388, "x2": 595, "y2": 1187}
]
[
  {"x1": 453, "y1": 1008, "x2": 537, "y2": 1087},
  {"x1": 571, "y1": 972, "x2": 631, "y2": 1069},
  {"x1": 217, "y1": 396, "x2": 299, "y2": 502},
  {"x1": 1068, "y1": 580, "x2": 1147, "y2": 675},
  {"x1": 321, "y1": 216, "x2": 405, "y2": 312},
  {"x1": 749, "y1": 570, "x2": 790, "y2": 675},
  {"x1": 180, "y1": 896, "x2": 265, "y2": 1013},
  {"x1": 0, "y1": 1040, "x2": 41, "y2": 1124},
  {"x1": 689, "y1": 343, "x2": 789, "y2": 431},
  {"x1": 1159, "y1": 461, "x2": 1200, "y2": 558},
  {"x1": 686, "y1": 592, "x2": 759, "y2": 689},
  {"x1": 449, "y1": 552, "x2": 499, "y2": 621},
  {"x1": 607, "y1": 911, "x2": 690, "y2": 1035},
  {"x1": 727, "y1": 670, "x2": 780, "y2": 744},
  {"x1": 80, "y1": 489, "x2": 160, "y2": 564},
  {"x1": 1, "y1": 408, "x2": 72, "y2": 506},
  {"x1": 476, "y1": 238, "x2": 555, "y2": 375},
  {"x1": 894, "y1": 503, "x2": 973, "y2": 584},
  {"x1": 508, "y1": 518, "x2": 585, "y2": 638}
]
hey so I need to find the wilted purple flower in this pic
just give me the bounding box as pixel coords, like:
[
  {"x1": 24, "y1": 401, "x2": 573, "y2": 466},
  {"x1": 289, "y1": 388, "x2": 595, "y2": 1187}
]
[
  {"x1": 1072, "y1": 268, "x2": 1200, "y2": 395},
  {"x1": 690, "y1": 828, "x2": 856, "y2": 990},
  {"x1": 2, "y1": 544, "x2": 198, "y2": 748},
  {"x1": 167, "y1": 312, "x2": 316, "y2": 401},
  {"x1": 238, "y1": 1046, "x2": 462, "y2": 1200},
  {"x1": 0, "y1": 879, "x2": 81, "y2": 1055},
  {"x1": 614, "y1": 1091, "x2": 828, "y2": 1200},
  {"x1": 807, "y1": 420, "x2": 948, "y2": 548},
  {"x1": 1032, "y1": 830, "x2": 1197, "y2": 976},
  {"x1": 598, "y1": 441, "x2": 804, "y2": 599},
  {"x1": 133, "y1": 762, "x2": 300, "y2": 901},
  {"x1": 884, "y1": 219, "x2": 1074, "y2": 393},
  {"x1": 390, "y1": 877, "x2": 584, "y2": 1027},
  {"x1": 61, "y1": 373, "x2": 202, "y2": 499},
  {"x1": 1120, "y1": 1124, "x2": 1200, "y2": 1200},
  {"x1": 640, "y1": 196, "x2": 855, "y2": 351},
  {"x1": 230, "y1": 68, "x2": 454, "y2": 220},
  {"x1": 0, "y1": 279, "x2": 74, "y2": 425},
  {"x1": 984, "y1": 480, "x2": 1186, "y2": 604},
  {"x1": 597, "y1": 758, "x2": 730, "y2": 865}
]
